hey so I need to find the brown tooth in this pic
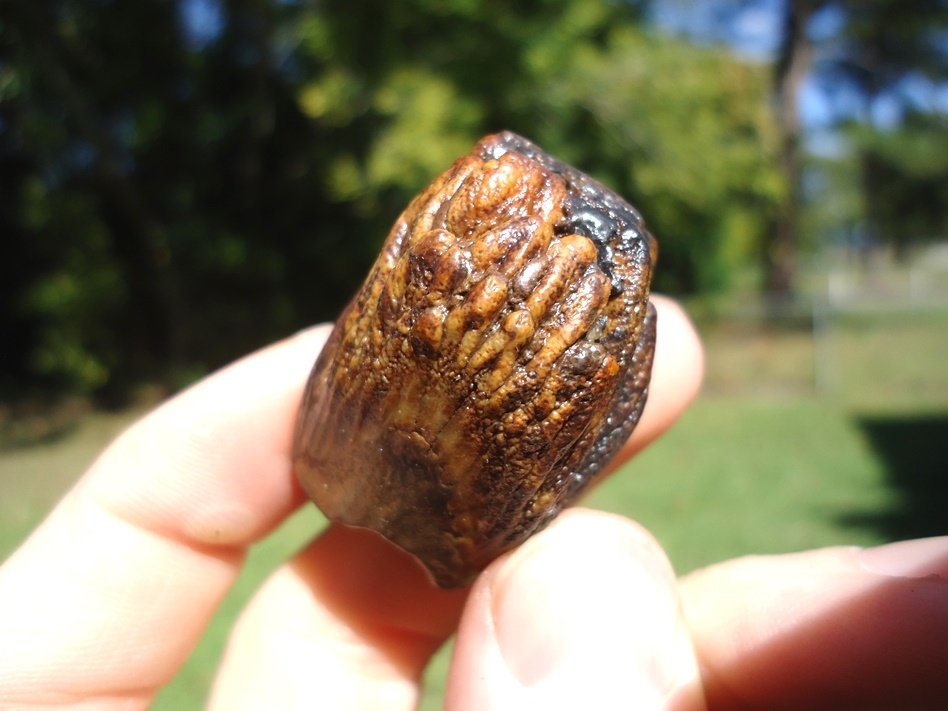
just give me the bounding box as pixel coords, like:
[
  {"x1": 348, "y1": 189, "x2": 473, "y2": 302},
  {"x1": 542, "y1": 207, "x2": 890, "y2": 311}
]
[{"x1": 293, "y1": 132, "x2": 657, "y2": 588}]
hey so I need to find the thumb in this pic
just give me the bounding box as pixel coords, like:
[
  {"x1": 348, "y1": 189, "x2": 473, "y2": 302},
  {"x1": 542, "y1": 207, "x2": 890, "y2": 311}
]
[{"x1": 445, "y1": 509, "x2": 705, "y2": 711}]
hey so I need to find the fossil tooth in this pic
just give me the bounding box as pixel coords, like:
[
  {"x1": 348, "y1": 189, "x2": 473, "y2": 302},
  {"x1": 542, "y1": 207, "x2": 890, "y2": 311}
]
[{"x1": 293, "y1": 132, "x2": 657, "y2": 588}]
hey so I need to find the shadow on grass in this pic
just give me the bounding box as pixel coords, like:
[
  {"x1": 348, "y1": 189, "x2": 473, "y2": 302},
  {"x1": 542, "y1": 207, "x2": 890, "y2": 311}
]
[{"x1": 840, "y1": 414, "x2": 948, "y2": 541}]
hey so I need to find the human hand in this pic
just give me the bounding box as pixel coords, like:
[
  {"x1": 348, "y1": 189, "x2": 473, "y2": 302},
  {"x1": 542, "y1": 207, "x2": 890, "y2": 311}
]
[{"x1": 0, "y1": 295, "x2": 943, "y2": 710}]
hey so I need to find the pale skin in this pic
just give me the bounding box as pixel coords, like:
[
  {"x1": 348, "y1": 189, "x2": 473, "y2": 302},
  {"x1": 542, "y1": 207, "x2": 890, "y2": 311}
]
[{"x1": 0, "y1": 295, "x2": 945, "y2": 710}]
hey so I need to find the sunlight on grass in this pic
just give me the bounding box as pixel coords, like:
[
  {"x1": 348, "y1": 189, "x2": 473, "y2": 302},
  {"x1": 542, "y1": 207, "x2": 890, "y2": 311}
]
[{"x1": 586, "y1": 396, "x2": 895, "y2": 573}]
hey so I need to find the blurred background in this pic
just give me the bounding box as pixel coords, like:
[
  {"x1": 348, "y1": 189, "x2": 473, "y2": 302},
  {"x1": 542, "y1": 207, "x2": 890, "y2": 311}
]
[{"x1": 1, "y1": 0, "x2": 946, "y2": 707}]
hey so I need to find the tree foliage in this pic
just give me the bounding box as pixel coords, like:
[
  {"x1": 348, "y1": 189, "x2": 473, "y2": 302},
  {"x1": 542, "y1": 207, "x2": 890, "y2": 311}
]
[
  {"x1": 667, "y1": 0, "x2": 948, "y2": 292},
  {"x1": 1, "y1": 0, "x2": 781, "y2": 398},
  {"x1": 544, "y1": 28, "x2": 784, "y2": 293},
  {"x1": 854, "y1": 111, "x2": 948, "y2": 253}
]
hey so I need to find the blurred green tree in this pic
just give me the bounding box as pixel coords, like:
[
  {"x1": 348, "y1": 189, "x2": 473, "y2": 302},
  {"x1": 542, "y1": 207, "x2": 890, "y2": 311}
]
[
  {"x1": 854, "y1": 111, "x2": 948, "y2": 256},
  {"x1": 291, "y1": 0, "x2": 783, "y2": 293},
  {"x1": 2, "y1": 0, "x2": 345, "y2": 397},
  {"x1": 1, "y1": 0, "x2": 781, "y2": 399},
  {"x1": 832, "y1": 1, "x2": 948, "y2": 258},
  {"x1": 667, "y1": 0, "x2": 948, "y2": 295},
  {"x1": 542, "y1": 27, "x2": 784, "y2": 293}
]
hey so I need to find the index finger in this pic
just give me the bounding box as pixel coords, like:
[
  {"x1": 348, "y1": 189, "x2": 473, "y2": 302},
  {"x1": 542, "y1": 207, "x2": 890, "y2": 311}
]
[{"x1": 0, "y1": 325, "x2": 331, "y2": 708}]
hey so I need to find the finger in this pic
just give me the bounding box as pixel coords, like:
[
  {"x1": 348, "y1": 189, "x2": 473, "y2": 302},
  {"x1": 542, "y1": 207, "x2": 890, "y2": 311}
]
[
  {"x1": 0, "y1": 325, "x2": 332, "y2": 708},
  {"x1": 616, "y1": 294, "x2": 704, "y2": 465},
  {"x1": 208, "y1": 296, "x2": 703, "y2": 709},
  {"x1": 445, "y1": 509, "x2": 706, "y2": 710},
  {"x1": 208, "y1": 524, "x2": 469, "y2": 711},
  {"x1": 680, "y1": 537, "x2": 948, "y2": 710}
]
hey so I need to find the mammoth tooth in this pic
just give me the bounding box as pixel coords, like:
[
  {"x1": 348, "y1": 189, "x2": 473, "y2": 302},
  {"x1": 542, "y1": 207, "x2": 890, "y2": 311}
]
[{"x1": 293, "y1": 131, "x2": 657, "y2": 588}]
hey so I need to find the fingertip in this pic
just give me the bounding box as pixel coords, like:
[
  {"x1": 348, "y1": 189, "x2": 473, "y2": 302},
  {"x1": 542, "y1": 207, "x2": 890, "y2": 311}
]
[
  {"x1": 619, "y1": 295, "x2": 704, "y2": 461},
  {"x1": 210, "y1": 523, "x2": 469, "y2": 711},
  {"x1": 86, "y1": 323, "x2": 334, "y2": 548},
  {"x1": 651, "y1": 294, "x2": 705, "y2": 398},
  {"x1": 680, "y1": 540, "x2": 948, "y2": 710},
  {"x1": 446, "y1": 509, "x2": 703, "y2": 710}
]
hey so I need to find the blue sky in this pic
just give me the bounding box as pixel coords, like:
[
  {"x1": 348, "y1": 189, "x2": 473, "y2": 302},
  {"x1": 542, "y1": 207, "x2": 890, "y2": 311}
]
[
  {"x1": 651, "y1": 0, "x2": 784, "y2": 58},
  {"x1": 179, "y1": 0, "x2": 224, "y2": 49}
]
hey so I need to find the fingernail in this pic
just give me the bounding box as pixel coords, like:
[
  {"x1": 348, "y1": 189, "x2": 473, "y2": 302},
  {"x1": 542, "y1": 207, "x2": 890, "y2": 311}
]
[
  {"x1": 490, "y1": 512, "x2": 692, "y2": 703},
  {"x1": 855, "y1": 536, "x2": 948, "y2": 579}
]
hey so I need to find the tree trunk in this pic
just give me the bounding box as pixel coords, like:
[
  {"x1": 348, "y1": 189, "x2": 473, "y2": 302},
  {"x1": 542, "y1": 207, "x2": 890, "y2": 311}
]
[{"x1": 768, "y1": 0, "x2": 821, "y2": 301}]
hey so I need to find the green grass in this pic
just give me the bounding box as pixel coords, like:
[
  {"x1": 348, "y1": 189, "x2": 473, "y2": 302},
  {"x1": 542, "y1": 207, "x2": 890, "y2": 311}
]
[
  {"x1": 2, "y1": 305, "x2": 946, "y2": 709},
  {"x1": 587, "y1": 396, "x2": 896, "y2": 573}
]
